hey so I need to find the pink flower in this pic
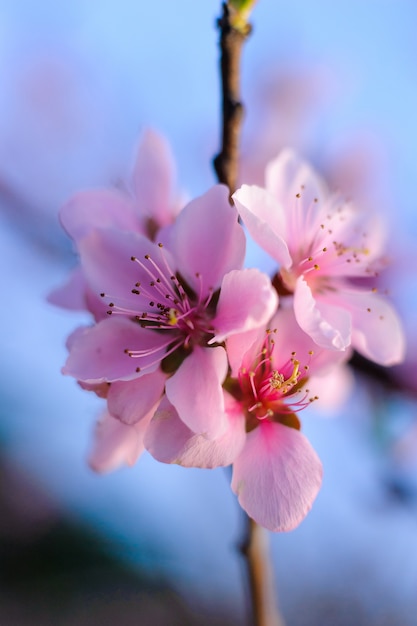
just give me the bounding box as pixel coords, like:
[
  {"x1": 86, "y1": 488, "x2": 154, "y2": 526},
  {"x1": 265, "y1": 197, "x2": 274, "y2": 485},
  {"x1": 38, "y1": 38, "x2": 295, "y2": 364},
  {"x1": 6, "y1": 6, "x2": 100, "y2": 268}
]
[
  {"x1": 49, "y1": 128, "x2": 183, "y2": 318},
  {"x1": 88, "y1": 410, "x2": 150, "y2": 473},
  {"x1": 63, "y1": 185, "x2": 278, "y2": 439},
  {"x1": 144, "y1": 307, "x2": 345, "y2": 531},
  {"x1": 233, "y1": 149, "x2": 405, "y2": 365}
]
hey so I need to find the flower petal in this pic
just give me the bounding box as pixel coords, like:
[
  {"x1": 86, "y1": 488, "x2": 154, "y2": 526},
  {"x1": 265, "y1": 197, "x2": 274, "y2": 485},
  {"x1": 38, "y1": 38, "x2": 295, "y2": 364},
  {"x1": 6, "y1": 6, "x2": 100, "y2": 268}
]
[
  {"x1": 165, "y1": 345, "x2": 228, "y2": 439},
  {"x1": 226, "y1": 327, "x2": 265, "y2": 377},
  {"x1": 48, "y1": 266, "x2": 89, "y2": 311},
  {"x1": 232, "y1": 184, "x2": 292, "y2": 268},
  {"x1": 48, "y1": 266, "x2": 107, "y2": 320},
  {"x1": 63, "y1": 317, "x2": 169, "y2": 383},
  {"x1": 328, "y1": 287, "x2": 406, "y2": 366},
  {"x1": 269, "y1": 305, "x2": 350, "y2": 374},
  {"x1": 144, "y1": 394, "x2": 246, "y2": 468},
  {"x1": 265, "y1": 149, "x2": 328, "y2": 224},
  {"x1": 77, "y1": 228, "x2": 175, "y2": 311},
  {"x1": 171, "y1": 185, "x2": 246, "y2": 294},
  {"x1": 88, "y1": 410, "x2": 150, "y2": 473},
  {"x1": 131, "y1": 128, "x2": 178, "y2": 226},
  {"x1": 212, "y1": 269, "x2": 278, "y2": 343},
  {"x1": 107, "y1": 369, "x2": 167, "y2": 425},
  {"x1": 294, "y1": 277, "x2": 351, "y2": 351},
  {"x1": 60, "y1": 189, "x2": 140, "y2": 242},
  {"x1": 231, "y1": 421, "x2": 323, "y2": 532}
]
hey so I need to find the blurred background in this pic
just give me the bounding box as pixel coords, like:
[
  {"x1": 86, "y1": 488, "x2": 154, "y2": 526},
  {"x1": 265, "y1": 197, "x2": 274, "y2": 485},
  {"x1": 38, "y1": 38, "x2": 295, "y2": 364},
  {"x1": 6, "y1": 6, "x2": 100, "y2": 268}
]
[{"x1": 1, "y1": 1, "x2": 417, "y2": 624}]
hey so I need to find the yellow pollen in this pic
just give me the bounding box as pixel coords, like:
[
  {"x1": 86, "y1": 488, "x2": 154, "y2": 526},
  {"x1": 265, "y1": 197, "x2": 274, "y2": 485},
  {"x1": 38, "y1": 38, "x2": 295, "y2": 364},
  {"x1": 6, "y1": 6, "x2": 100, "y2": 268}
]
[
  {"x1": 270, "y1": 360, "x2": 300, "y2": 393},
  {"x1": 168, "y1": 308, "x2": 178, "y2": 325}
]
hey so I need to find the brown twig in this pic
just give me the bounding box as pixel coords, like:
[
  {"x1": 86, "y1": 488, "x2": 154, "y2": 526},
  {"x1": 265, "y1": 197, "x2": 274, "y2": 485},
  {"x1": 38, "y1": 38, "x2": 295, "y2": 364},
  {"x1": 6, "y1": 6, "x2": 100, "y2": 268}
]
[
  {"x1": 213, "y1": 2, "x2": 250, "y2": 196},
  {"x1": 240, "y1": 516, "x2": 285, "y2": 626},
  {"x1": 213, "y1": 3, "x2": 285, "y2": 624}
]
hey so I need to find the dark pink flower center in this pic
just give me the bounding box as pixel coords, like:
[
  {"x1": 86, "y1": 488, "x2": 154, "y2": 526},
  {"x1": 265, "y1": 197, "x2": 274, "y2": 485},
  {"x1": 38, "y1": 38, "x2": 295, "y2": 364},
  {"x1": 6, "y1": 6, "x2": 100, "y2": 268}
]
[
  {"x1": 100, "y1": 243, "x2": 217, "y2": 372},
  {"x1": 238, "y1": 332, "x2": 317, "y2": 425}
]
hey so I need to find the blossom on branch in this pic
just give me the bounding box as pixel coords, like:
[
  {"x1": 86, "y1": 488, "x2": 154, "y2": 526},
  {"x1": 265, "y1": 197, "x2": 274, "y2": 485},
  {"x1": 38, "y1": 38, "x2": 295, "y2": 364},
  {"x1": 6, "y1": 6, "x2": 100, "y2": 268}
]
[
  {"x1": 145, "y1": 307, "x2": 347, "y2": 531},
  {"x1": 61, "y1": 184, "x2": 278, "y2": 440},
  {"x1": 233, "y1": 149, "x2": 405, "y2": 365}
]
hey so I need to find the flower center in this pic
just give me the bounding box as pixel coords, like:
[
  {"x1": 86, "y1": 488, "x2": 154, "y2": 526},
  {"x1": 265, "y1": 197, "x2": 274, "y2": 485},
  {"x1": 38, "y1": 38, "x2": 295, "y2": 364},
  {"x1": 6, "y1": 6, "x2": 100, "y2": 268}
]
[
  {"x1": 99, "y1": 243, "x2": 217, "y2": 373},
  {"x1": 237, "y1": 331, "x2": 317, "y2": 428}
]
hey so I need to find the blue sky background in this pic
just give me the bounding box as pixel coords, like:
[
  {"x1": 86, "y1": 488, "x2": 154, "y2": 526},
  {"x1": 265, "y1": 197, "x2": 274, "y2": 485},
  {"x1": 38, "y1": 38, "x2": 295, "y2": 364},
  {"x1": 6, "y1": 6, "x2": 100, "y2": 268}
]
[{"x1": 1, "y1": 2, "x2": 417, "y2": 624}]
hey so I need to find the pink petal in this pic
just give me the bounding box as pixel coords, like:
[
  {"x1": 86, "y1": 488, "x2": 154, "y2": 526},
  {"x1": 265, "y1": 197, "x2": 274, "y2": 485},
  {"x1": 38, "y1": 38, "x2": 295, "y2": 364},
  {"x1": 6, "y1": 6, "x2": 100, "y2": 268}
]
[
  {"x1": 265, "y1": 149, "x2": 328, "y2": 223},
  {"x1": 294, "y1": 277, "x2": 351, "y2": 351},
  {"x1": 48, "y1": 266, "x2": 107, "y2": 320},
  {"x1": 107, "y1": 369, "x2": 167, "y2": 425},
  {"x1": 88, "y1": 410, "x2": 150, "y2": 473},
  {"x1": 171, "y1": 185, "x2": 246, "y2": 294},
  {"x1": 77, "y1": 228, "x2": 175, "y2": 311},
  {"x1": 269, "y1": 305, "x2": 350, "y2": 375},
  {"x1": 308, "y1": 364, "x2": 354, "y2": 410},
  {"x1": 329, "y1": 287, "x2": 406, "y2": 366},
  {"x1": 60, "y1": 189, "x2": 140, "y2": 242},
  {"x1": 226, "y1": 327, "x2": 266, "y2": 377},
  {"x1": 48, "y1": 266, "x2": 89, "y2": 311},
  {"x1": 232, "y1": 184, "x2": 292, "y2": 268},
  {"x1": 231, "y1": 421, "x2": 323, "y2": 532},
  {"x1": 212, "y1": 269, "x2": 278, "y2": 343},
  {"x1": 144, "y1": 394, "x2": 246, "y2": 468},
  {"x1": 165, "y1": 345, "x2": 228, "y2": 439},
  {"x1": 131, "y1": 128, "x2": 177, "y2": 226},
  {"x1": 78, "y1": 380, "x2": 110, "y2": 399},
  {"x1": 63, "y1": 317, "x2": 169, "y2": 383}
]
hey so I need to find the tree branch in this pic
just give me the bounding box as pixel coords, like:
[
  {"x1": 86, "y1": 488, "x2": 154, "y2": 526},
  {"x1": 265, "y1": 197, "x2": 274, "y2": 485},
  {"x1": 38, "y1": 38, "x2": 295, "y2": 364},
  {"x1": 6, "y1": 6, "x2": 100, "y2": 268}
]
[
  {"x1": 240, "y1": 516, "x2": 285, "y2": 626},
  {"x1": 213, "y1": 2, "x2": 250, "y2": 195}
]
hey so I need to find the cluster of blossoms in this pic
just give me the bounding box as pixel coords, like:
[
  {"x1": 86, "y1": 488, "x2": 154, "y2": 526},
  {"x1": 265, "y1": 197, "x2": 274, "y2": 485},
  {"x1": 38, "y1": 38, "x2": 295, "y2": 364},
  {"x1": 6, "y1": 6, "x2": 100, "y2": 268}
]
[{"x1": 51, "y1": 130, "x2": 405, "y2": 532}]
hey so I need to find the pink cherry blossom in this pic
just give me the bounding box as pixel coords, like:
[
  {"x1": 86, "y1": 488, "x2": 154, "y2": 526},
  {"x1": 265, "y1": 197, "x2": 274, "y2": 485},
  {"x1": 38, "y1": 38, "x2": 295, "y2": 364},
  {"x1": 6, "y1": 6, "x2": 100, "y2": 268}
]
[
  {"x1": 48, "y1": 128, "x2": 183, "y2": 318},
  {"x1": 63, "y1": 185, "x2": 278, "y2": 439},
  {"x1": 144, "y1": 307, "x2": 346, "y2": 531},
  {"x1": 88, "y1": 409, "x2": 153, "y2": 473},
  {"x1": 233, "y1": 149, "x2": 405, "y2": 366}
]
